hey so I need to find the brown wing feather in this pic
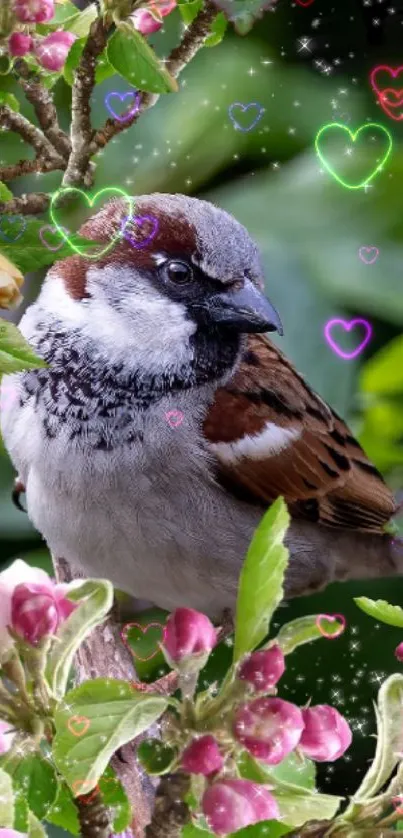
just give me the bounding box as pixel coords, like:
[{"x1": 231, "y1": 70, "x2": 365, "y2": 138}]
[{"x1": 203, "y1": 334, "x2": 396, "y2": 533}]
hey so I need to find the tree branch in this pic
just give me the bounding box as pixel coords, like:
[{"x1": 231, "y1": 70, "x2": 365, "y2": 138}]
[
  {"x1": 144, "y1": 773, "x2": 191, "y2": 838},
  {"x1": 62, "y1": 16, "x2": 110, "y2": 186},
  {"x1": 0, "y1": 156, "x2": 65, "y2": 183},
  {"x1": 0, "y1": 104, "x2": 63, "y2": 164},
  {"x1": 13, "y1": 59, "x2": 71, "y2": 160},
  {"x1": 91, "y1": 0, "x2": 218, "y2": 150},
  {"x1": 0, "y1": 192, "x2": 50, "y2": 215}
]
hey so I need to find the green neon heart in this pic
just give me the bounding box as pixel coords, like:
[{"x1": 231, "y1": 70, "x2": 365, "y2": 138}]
[
  {"x1": 49, "y1": 187, "x2": 134, "y2": 259},
  {"x1": 315, "y1": 122, "x2": 393, "y2": 189}
]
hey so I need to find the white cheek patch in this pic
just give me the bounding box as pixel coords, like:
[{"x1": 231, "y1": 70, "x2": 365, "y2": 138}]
[
  {"x1": 83, "y1": 265, "x2": 196, "y2": 372},
  {"x1": 210, "y1": 423, "x2": 301, "y2": 465},
  {"x1": 29, "y1": 274, "x2": 88, "y2": 329}
]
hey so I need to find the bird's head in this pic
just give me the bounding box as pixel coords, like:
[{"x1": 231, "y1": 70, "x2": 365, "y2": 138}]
[{"x1": 41, "y1": 193, "x2": 283, "y2": 390}]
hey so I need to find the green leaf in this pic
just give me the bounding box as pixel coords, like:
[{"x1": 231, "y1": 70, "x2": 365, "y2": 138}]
[
  {"x1": 265, "y1": 752, "x2": 316, "y2": 791},
  {"x1": 177, "y1": 0, "x2": 203, "y2": 24},
  {"x1": 0, "y1": 766, "x2": 14, "y2": 827},
  {"x1": 361, "y1": 334, "x2": 403, "y2": 395},
  {"x1": 0, "y1": 321, "x2": 47, "y2": 374},
  {"x1": 0, "y1": 92, "x2": 20, "y2": 112},
  {"x1": 107, "y1": 25, "x2": 178, "y2": 94},
  {"x1": 237, "y1": 753, "x2": 341, "y2": 828},
  {"x1": 45, "y1": 782, "x2": 79, "y2": 836},
  {"x1": 99, "y1": 765, "x2": 131, "y2": 833},
  {"x1": 204, "y1": 12, "x2": 228, "y2": 46},
  {"x1": 28, "y1": 810, "x2": 47, "y2": 838},
  {"x1": 137, "y1": 739, "x2": 177, "y2": 775},
  {"x1": 273, "y1": 615, "x2": 329, "y2": 654},
  {"x1": 45, "y1": 579, "x2": 114, "y2": 699},
  {"x1": 0, "y1": 182, "x2": 13, "y2": 202},
  {"x1": 67, "y1": 4, "x2": 98, "y2": 36},
  {"x1": 64, "y1": 39, "x2": 115, "y2": 86},
  {"x1": 0, "y1": 218, "x2": 101, "y2": 274},
  {"x1": 233, "y1": 497, "x2": 290, "y2": 661},
  {"x1": 53, "y1": 678, "x2": 168, "y2": 792},
  {"x1": 1, "y1": 752, "x2": 58, "y2": 821},
  {"x1": 346, "y1": 674, "x2": 403, "y2": 807},
  {"x1": 354, "y1": 597, "x2": 403, "y2": 628},
  {"x1": 230, "y1": 823, "x2": 293, "y2": 838}
]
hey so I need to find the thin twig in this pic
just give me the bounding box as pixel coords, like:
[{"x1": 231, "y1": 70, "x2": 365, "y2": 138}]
[
  {"x1": 0, "y1": 104, "x2": 62, "y2": 163},
  {"x1": 13, "y1": 59, "x2": 71, "y2": 159},
  {"x1": 0, "y1": 156, "x2": 65, "y2": 183},
  {"x1": 62, "y1": 15, "x2": 110, "y2": 186},
  {"x1": 91, "y1": 0, "x2": 218, "y2": 150}
]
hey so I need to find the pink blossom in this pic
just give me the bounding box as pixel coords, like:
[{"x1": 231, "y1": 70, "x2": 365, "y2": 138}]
[
  {"x1": 202, "y1": 779, "x2": 279, "y2": 835},
  {"x1": 181, "y1": 735, "x2": 224, "y2": 776},
  {"x1": 395, "y1": 641, "x2": 403, "y2": 662},
  {"x1": 233, "y1": 697, "x2": 305, "y2": 765},
  {"x1": 8, "y1": 32, "x2": 33, "y2": 57},
  {"x1": 131, "y1": 0, "x2": 176, "y2": 35},
  {"x1": 0, "y1": 832, "x2": 27, "y2": 838},
  {"x1": 34, "y1": 30, "x2": 76, "y2": 72},
  {"x1": 163, "y1": 607, "x2": 217, "y2": 663},
  {"x1": 299, "y1": 705, "x2": 352, "y2": 762},
  {"x1": 238, "y1": 645, "x2": 285, "y2": 692},
  {"x1": 13, "y1": 0, "x2": 54, "y2": 23},
  {"x1": 0, "y1": 719, "x2": 15, "y2": 755},
  {"x1": 0, "y1": 559, "x2": 77, "y2": 656}
]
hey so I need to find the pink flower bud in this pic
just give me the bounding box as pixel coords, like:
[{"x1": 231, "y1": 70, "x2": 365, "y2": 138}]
[
  {"x1": 13, "y1": 0, "x2": 54, "y2": 23},
  {"x1": 181, "y1": 735, "x2": 224, "y2": 776},
  {"x1": 238, "y1": 645, "x2": 285, "y2": 692},
  {"x1": 233, "y1": 697, "x2": 304, "y2": 765},
  {"x1": 0, "y1": 832, "x2": 27, "y2": 838},
  {"x1": 34, "y1": 30, "x2": 76, "y2": 72},
  {"x1": 11, "y1": 581, "x2": 77, "y2": 645},
  {"x1": 299, "y1": 705, "x2": 352, "y2": 762},
  {"x1": 0, "y1": 719, "x2": 15, "y2": 755},
  {"x1": 395, "y1": 641, "x2": 403, "y2": 662},
  {"x1": 8, "y1": 32, "x2": 33, "y2": 57},
  {"x1": 163, "y1": 607, "x2": 217, "y2": 663},
  {"x1": 202, "y1": 779, "x2": 279, "y2": 835},
  {"x1": 131, "y1": 0, "x2": 176, "y2": 34}
]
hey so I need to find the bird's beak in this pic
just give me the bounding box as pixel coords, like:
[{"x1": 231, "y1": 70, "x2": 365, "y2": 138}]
[{"x1": 207, "y1": 279, "x2": 283, "y2": 335}]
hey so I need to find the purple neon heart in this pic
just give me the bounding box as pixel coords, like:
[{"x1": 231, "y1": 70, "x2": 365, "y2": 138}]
[
  {"x1": 324, "y1": 318, "x2": 372, "y2": 360},
  {"x1": 228, "y1": 102, "x2": 264, "y2": 133},
  {"x1": 104, "y1": 91, "x2": 140, "y2": 123},
  {"x1": 121, "y1": 215, "x2": 159, "y2": 249}
]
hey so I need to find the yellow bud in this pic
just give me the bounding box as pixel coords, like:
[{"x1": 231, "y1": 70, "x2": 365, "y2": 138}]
[{"x1": 0, "y1": 253, "x2": 23, "y2": 309}]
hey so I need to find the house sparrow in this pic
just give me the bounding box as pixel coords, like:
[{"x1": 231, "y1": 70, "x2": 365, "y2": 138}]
[{"x1": 0, "y1": 193, "x2": 400, "y2": 619}]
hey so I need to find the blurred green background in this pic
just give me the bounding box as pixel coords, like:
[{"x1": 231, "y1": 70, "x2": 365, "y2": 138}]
[{"x1": 1, "y1": 0, "x2": 403, "y2": 816}]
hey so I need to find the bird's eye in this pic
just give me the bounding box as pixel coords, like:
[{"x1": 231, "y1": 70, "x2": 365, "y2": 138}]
[{"x1": 166, "y1": 260, "x2": 193, "y2": 285}]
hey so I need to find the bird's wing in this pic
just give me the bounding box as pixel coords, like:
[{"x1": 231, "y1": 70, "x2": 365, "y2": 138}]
[{"x1": 203, "y1": 334, "x2": 396, "y2": 533}]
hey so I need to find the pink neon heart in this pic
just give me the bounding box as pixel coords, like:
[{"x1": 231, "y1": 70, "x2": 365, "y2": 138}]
[
  {"x1": 324, "y1": 318, "x2": 372, "y2": 360},
  {"x1": 165, "y1": 410, "x2": 184, "y2": 428},
  {"x1": 370, "y1": 65, "x2": 403, "y2": 121},
  {"x1": 358, "y1": 246, "x2": 379, "y2": 265},
  {"x1": 39, "y1": 225, "x2": 69, "y2": 252},
  {"x1": 315, "y1": 613, "x2": 346, "y2": 639}
]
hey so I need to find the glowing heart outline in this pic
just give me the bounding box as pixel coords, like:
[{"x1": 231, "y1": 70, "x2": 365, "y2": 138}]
[
  {"x1": 0, "y1": 214, "x2": 27, "y2": 243},
  {"x1": 324, "y1": 318, "x2": 372, "y2": 360},
  {"x1": 39, "y1": 224, "x2": 70, "y2": 252},
  {"x1": 315, "y1": 122, "x2": 393, "y2": 189},
  {"x1": 165, "y1": 410, "x2": 184, "y2": 428},
  {"x1": 316, "y1": 613, "x2": 346, "y2": 639},
  {"x1": 358, "y1": 246, "x2": 379, "y2": 265},
  {"x1": 67, "y1": 714, "x2": 90, "y2": 737},
  {"x1": 49, "y1": 187, "x2": 134, "y2": 259},
  {"x1": 104, "y1": 90, "x2": 141, "y2": 123},
  {"x1": 121, "y1": 621, "x2": 165, "y2": 662},
  {"x1": 121, "y1": 213, "x2": 159, "y2": 249},
  {"x1": 370, "y1": 65, "x2": 403, "y2": 121},
  {"x1": 228, "y1": 102, "x2": 264, "y2": 133}
]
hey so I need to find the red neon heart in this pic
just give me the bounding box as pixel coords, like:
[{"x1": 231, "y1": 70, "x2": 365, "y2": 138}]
[
  {"x1": 67, "y1": 715, "x2": 90, "y2": 737},
  {"x1": 315, "y1": 613, "x2": 346, "y2": 639},
  {"x1": 295, "y1": 0, "x2": 314, "y2": 5},
  {"x1": 121, "y1": 621, "x2": 165, "y2": 662},
  {"x1": 370, "y1": 65, "x2": 403, "y2": 121}
]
